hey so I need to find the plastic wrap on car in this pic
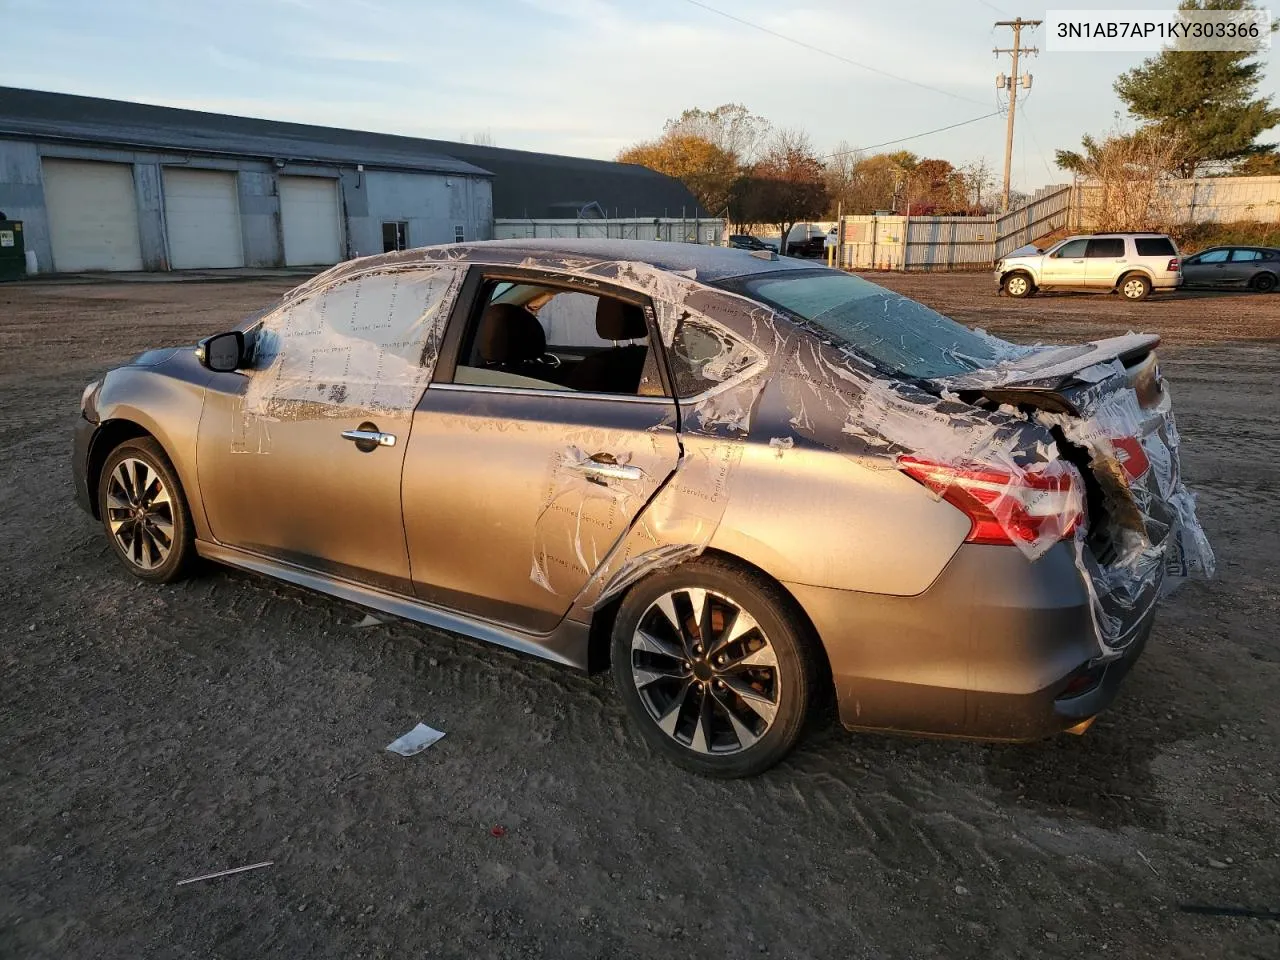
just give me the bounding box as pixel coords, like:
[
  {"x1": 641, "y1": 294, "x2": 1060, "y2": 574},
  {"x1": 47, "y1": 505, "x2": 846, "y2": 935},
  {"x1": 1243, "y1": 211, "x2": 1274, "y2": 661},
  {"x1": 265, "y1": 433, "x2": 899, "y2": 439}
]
[
  {"x1": 233, "y1": 264, "x2": 465, "y2": 450},
  {"x1": 269, "y1": 244, "x2": 1212, "y2": 659}
]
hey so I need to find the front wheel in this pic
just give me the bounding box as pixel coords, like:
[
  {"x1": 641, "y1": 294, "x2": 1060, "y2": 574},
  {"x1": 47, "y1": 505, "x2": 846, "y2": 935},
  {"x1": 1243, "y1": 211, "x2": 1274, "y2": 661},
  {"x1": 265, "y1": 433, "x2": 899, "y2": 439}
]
[
  {"x1": 98, "y1": 437, "x2": 196, "y2": 583},
  {"x1": 1002, "y1": 272, "x2": 1034, "y2": 298},
  {"x1": 611, "y1": 558, "x2": 819, "y2": 778},
  {"x1": 1119, "y1": 274, "x2": 1152, "y2": 301}
]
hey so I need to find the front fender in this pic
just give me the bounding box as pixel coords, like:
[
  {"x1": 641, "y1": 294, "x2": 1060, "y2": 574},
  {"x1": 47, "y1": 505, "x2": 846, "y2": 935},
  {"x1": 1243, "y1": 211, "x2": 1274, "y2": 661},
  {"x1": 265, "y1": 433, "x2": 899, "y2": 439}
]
[{"x1": 94, "y1": 354, "x2": 213, "y2": 539}]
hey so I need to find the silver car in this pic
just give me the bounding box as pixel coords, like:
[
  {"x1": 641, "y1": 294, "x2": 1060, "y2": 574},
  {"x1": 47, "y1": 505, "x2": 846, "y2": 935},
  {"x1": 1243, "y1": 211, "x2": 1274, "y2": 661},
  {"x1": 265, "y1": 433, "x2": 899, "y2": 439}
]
[{"x1": 72, "y1": 240, "x2": 1214, "y2": 777}]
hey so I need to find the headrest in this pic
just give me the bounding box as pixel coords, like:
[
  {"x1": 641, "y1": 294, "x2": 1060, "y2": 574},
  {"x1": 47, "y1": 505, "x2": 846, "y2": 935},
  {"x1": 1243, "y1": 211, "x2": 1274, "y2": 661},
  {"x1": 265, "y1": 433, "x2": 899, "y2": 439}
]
[
  {"x1": 596, "y1": 299, "x2": 648, "y2": 341},
  {"x1": 477, "y1": 303, "x2": 546, "y2": 364}
]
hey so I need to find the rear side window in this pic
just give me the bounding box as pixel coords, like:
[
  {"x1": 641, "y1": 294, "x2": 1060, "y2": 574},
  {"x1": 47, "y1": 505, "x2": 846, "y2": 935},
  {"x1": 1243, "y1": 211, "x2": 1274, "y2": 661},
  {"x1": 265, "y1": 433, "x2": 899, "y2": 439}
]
[
  {"x1": 1135, "y1": 237, "x2": 1176, "y2": 257},
  {"x1": 667, "y1": 318, "x2": 760, "y2": 397},
  {"x1": 1086, "y1": 238, "x2": 1125, "y2": 258},
  {"x1": 1230, "y1": 249, "x2": 1263, "y2": 262}
]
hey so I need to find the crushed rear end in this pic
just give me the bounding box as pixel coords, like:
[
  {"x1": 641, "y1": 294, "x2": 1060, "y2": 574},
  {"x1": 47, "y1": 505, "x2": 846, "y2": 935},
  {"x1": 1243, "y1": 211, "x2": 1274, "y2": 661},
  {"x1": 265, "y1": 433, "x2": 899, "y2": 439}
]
[{"x1": 937, "y1": 333, "x2": 1215, "y2": 658}]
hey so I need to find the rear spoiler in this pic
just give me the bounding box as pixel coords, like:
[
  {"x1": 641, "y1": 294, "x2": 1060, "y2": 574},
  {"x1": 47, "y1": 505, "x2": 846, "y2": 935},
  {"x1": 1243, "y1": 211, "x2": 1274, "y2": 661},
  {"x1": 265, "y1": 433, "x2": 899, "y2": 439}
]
[{"x1": 938, "y1": 334, "x2": 1161, "y2": 417}]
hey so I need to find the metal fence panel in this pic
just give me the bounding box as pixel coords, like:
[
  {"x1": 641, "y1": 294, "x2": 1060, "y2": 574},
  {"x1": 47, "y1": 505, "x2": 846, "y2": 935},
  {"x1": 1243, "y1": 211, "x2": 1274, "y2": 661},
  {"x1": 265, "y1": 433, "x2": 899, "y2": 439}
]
[
  {"x1": 494, "y1": 218, "x2": 725, "y2": 244},
  {"x1": 1072, "y1": 175, "x2": 1280, "y2": 226}
]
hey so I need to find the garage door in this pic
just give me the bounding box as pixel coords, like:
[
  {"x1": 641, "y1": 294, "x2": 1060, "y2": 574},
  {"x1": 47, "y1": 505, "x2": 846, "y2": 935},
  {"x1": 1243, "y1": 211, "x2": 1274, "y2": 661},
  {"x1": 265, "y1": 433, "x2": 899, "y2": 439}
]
[
  {"x1": 163, "y1": 169, "x2": 244, "y2": 269},
  {"x1": 42, "y1": 159, "x2": 143, "y2": 272},
  {"x1": 279, "y1": 176, "x2": 342, "y2": 266}
]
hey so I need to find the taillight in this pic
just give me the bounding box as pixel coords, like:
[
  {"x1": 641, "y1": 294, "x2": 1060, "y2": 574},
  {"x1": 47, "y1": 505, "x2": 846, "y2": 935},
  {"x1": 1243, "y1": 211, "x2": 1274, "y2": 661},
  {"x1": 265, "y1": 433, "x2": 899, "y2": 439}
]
[
  {"x1": 1167, "y1": 258, "x2": 1179, "y2": 272},
  {"x1": 899, "y1": 456, "x2": 1084, "y2": 548}
]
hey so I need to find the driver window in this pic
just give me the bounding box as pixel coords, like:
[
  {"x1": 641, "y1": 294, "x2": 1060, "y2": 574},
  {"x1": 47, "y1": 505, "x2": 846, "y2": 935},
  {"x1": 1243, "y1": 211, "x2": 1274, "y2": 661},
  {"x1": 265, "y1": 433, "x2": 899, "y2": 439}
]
[
  {"x1": 1054, "y1": 239, "x2": 1088, "y2": 258},
  {"x1": 451, "y1": 279, "x2": 664, "y2": 396},
  {"x1": 1198, "y1": 249, "x2": 1229, "y2": 263}
]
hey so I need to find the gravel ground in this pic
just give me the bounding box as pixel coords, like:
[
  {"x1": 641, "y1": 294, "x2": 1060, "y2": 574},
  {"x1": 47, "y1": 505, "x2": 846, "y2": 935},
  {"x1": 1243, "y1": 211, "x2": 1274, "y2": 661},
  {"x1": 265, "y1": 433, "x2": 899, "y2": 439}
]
[{"x1": 1, "y1": 271, "x2": 1278, "y2": 960}]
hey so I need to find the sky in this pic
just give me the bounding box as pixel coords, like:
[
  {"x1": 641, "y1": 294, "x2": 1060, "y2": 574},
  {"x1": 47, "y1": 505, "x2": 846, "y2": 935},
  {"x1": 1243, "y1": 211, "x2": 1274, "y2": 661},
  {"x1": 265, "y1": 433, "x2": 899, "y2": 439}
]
[{"x1": 2, "y1": 0, "x2": 1277, "y2": 192}]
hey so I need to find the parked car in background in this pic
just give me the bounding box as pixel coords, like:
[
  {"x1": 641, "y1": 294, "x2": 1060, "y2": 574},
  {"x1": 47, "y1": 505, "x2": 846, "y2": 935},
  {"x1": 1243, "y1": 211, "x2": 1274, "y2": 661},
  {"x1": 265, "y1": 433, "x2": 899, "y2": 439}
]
[
  {"x1": 1179, "y1": 246, "x2": 1279, "y2": 292},
  {"x1": 73, "y1": 239, "x2": 1211, "y2": 778},
  {"x1": 996, "y1": 233, "x2": 1181, "y2": 301},
  {"x1": 782, "y1": 222, "x2": 831, "y2": 258},
  {"x1": 728, "y1": 234, "x2": 776, "y2": 252},
  {"x1": 786, "y1": 235, "x2": 826, "y2": 258}
]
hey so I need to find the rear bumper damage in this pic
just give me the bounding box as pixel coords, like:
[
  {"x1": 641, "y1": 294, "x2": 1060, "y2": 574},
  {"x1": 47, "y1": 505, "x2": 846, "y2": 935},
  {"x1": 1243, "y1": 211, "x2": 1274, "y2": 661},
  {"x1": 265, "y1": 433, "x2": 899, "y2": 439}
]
[{"x1": 790, "y1": 542, "x2": 1155, "y2": 741}]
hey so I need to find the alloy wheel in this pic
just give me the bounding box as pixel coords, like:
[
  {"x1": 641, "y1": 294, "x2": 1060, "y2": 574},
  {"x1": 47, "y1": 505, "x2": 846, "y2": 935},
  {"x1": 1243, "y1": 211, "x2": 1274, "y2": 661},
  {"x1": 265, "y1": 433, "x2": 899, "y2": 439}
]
[
  {"x1": 105, "y1": 457, "x2": 175, "y2": 570},
  {"x1": 630, "y1": 587, "x2": 781, "y2": 755},
  {"x1": 1007, "y1": 275, "x2": 1028, "y2": 296}
]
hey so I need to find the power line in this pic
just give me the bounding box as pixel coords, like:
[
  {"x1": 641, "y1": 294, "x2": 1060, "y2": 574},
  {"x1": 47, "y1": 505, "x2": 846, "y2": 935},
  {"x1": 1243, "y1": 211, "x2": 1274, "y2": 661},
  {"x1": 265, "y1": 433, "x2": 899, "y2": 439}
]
[
  {"x1": 975, "y1": 0, "x2": 1011, "y2": 16},
  {"x1": 679, "y1": 0, "x2": 987, "y2": 106},
  {"x1": 821, "y1": 111, "x2": 1002, "y2": 159}
]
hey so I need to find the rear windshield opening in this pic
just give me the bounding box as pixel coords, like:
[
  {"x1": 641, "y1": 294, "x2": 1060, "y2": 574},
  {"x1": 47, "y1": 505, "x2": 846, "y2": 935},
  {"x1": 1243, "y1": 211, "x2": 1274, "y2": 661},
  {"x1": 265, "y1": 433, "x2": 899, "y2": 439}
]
[{"x1": 721, "y1": 270, "x2": 1008, "y2": 380}]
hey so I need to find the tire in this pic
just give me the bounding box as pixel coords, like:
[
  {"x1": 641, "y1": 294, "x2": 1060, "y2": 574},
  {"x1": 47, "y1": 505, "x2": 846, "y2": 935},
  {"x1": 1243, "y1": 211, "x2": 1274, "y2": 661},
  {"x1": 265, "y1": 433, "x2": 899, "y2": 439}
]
[
  {"x1": 1119, "y1": 273, "x2": 1152, "y2": 301},
  {"x1": 1250, "y1": 272, "x2": 1277, "y2": 293},
  {"x1": 610, "y1": 556, "x2": 819, "y2": 778},
  {"x1": 1002, "y1": 272, "x2": 1034, "y2": 298},
  {"x1": 97, "y1": 437, "x2": 196, "y2": 584}
]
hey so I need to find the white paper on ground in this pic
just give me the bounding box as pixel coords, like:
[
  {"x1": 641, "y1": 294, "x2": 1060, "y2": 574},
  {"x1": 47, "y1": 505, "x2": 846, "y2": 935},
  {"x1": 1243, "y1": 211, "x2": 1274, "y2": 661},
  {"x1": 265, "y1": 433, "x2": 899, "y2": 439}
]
[{"x1": 385, "y1": 722, "x2": 446, "y2": 757}]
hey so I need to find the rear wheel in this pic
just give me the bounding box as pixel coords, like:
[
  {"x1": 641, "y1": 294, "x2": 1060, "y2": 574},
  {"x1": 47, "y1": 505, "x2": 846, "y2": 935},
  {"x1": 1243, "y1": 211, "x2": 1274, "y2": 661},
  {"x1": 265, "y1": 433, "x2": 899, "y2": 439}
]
[
  {"x1": 1119, "y1": 273, "x2": 1152, "y2": 301},
  {"x1": 1002, "y1": 272, "x2": 1034, "y2": 298},
  {"x1": 611, "y1": 558, "x2": 818, "y2": 778},
  {"x1": 98, "y1": 437, "x2": 196, "y2": 583},
  {"x1": 1251, "y1": 272, "x2": 1277, "y2": 293}
]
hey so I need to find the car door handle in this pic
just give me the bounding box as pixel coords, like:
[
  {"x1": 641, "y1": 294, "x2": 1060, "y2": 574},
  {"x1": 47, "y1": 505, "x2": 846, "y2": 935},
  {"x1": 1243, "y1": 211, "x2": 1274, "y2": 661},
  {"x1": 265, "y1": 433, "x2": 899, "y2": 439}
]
[
  {"x1": 341, "y1": 428, "x2": 396, "y2": 447},
  {"x1": 569, "y1": 457, "x2": 644, "y2": 482}
]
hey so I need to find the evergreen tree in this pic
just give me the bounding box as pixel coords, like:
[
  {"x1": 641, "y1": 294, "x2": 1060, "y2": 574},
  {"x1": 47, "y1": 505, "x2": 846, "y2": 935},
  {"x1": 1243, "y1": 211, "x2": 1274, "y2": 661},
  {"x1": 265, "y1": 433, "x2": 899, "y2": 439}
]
[{"x1": 1113, "y1": 0, "x2": 1279, "y2": 176}]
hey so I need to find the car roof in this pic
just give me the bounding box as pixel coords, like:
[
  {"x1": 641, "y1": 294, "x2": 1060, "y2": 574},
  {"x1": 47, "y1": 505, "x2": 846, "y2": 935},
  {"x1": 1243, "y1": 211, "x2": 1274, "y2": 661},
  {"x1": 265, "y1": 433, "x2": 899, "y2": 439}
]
[{"x1": 356, "y1": 238, "x2": 821, "y2": 283}]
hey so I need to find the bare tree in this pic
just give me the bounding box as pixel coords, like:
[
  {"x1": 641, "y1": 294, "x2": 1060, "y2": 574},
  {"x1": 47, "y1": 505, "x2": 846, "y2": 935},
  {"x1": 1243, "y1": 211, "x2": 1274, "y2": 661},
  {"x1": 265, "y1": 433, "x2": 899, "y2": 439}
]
[
  {"x1": 666, "y1": 104, "x2": 771, "y2": 166},
  {"x1": 1058, "y1": 127, "x2": 1189, "y2": 231},
  {"x1": 461, "y1": 129, "x2": 495, "y2": 146},
  {"x1": 960, "y1": 158, "x2": 995, "y2": 212}
]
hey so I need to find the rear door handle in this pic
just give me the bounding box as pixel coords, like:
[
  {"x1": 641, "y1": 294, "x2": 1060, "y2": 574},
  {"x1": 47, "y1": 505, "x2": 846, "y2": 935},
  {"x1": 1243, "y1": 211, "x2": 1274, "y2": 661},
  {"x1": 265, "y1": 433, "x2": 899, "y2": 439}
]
[
  {"x1": 341, "y1": 428, "x2": 396, "y2": 447},
  {"x1": 569, "y1": 457, "x2": 643, "y2": 482}
]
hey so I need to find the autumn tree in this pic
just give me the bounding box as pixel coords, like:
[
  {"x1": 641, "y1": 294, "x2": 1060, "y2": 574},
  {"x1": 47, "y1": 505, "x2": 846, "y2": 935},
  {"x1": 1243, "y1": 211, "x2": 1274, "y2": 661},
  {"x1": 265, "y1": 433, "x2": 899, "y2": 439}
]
[
  {"x1": 617, "y1": 134, "x2": 737, "y2": 215},
  {"x1": 1112, "y1": 0, "x2": 1279, "y2": 175},
  {"x1": 730, "y1": 130, "x2": 829, "y2": 250},
  {"x1": 617, "y1": 104, "x2": 770, "y2": 216}
]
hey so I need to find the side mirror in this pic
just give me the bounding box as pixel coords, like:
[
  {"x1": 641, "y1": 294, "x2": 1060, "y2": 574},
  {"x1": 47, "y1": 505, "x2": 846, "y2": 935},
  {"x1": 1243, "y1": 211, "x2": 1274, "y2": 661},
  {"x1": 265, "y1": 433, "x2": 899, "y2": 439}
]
[{"x1": 197, "y1": 331, "x2": 245, "y2": 372}]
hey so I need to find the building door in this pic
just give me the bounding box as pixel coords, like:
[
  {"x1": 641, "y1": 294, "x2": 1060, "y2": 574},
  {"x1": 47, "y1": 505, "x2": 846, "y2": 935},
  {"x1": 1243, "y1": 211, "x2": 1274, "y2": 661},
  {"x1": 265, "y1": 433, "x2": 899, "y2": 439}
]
[
  {"x1": 279, "y1": 176, "x2": 342, "y2": 266},
  {"x1": 163, "y1": 168, "x2": 244, "y2": 269},
  {"x1": 41, "y1": 158, "x2": 143, "y2": 272}
]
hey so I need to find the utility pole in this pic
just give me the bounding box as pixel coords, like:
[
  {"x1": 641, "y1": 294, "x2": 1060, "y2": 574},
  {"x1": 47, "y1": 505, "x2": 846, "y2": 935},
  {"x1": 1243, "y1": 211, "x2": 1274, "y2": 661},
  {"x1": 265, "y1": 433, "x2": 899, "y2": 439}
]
[{"x1": 994, "y1": 18, "x2": 1040, "y2": 212}]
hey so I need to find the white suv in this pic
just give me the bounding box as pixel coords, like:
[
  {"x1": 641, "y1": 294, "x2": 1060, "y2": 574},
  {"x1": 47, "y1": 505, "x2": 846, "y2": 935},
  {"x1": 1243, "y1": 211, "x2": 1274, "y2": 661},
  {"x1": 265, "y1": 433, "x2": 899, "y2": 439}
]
[{"x1": 996, "y1": 233, "x2": 1182, "y2": 301}]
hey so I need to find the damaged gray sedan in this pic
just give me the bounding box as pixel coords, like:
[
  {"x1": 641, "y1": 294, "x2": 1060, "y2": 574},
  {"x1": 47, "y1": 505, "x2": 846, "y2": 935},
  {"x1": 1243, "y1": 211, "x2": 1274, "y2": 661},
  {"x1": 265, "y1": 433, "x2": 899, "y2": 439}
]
[{"x1": 72, "y1": 240, "x2": 1214, "y2": 777}]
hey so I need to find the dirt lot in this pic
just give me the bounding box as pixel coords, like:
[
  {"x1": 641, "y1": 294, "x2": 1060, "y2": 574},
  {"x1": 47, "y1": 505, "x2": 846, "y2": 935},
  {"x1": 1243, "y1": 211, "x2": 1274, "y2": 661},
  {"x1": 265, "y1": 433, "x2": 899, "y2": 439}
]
[{"x1": 2, "y1": 272, "x2": 1278, "y2": 959}]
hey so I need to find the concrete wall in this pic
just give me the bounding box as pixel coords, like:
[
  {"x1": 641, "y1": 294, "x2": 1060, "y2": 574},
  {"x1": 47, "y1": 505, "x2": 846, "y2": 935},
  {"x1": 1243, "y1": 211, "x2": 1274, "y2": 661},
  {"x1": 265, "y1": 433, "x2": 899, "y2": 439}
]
[{"x1": 0, "y1": 137, "x2": 493, "y2": 273}]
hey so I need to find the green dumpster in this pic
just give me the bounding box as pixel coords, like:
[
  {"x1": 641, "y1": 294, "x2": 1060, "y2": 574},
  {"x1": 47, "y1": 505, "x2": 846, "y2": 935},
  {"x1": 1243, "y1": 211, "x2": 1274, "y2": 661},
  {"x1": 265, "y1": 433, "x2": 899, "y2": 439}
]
[{"x1": 0, "y1": 218, "x2": 26, "y2": 281}]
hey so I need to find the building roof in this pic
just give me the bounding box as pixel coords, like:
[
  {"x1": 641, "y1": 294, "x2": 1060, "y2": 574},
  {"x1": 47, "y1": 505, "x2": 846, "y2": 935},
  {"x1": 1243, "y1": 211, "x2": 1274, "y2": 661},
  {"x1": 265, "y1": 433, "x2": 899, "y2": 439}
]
[{"x1": 0, "y1": 87, "x2": 702, "y2": 219}]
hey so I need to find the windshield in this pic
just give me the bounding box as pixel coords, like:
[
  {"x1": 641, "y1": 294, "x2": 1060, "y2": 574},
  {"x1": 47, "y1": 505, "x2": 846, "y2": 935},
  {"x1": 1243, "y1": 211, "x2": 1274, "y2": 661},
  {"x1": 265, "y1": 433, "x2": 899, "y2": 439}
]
[{"x1": 725, "y1": 270, "x2": 1005, "y2": 379}]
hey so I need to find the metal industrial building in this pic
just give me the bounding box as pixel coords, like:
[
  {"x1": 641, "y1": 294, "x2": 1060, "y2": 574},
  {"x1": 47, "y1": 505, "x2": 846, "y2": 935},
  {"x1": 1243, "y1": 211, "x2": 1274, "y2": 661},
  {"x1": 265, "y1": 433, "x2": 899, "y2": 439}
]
[{"x1": 0, "y1": 87, "x2": 700, "y2": 274}]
